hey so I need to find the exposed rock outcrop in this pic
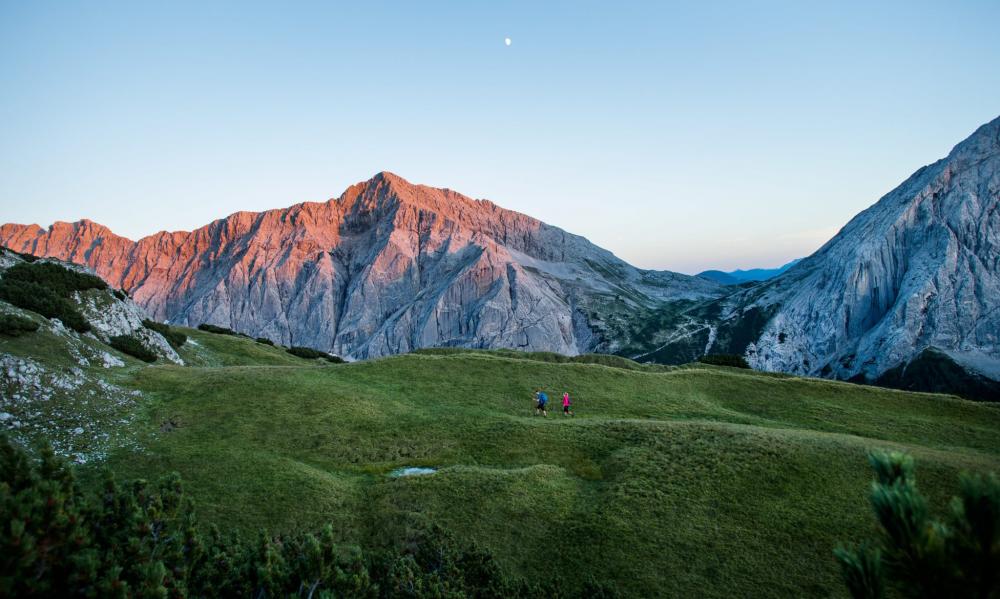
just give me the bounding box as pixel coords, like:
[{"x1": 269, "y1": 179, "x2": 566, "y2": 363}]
[
  {"x1": 74, "y1": 289, "x2": 183, "y2": 365},
  {"x1": 0, "y1": 303, "x2": 143, "y2": 462}
]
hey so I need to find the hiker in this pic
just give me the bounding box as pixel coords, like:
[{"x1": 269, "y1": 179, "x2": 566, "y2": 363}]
[
  {"x1": 534, "y1": 389, "x2": 548, "y2": 416},
  {"x1": 562, "y1": 392, "x2": 573, "y2": 416}
]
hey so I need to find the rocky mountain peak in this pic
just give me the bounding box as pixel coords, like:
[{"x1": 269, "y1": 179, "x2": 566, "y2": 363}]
[
  {"x1": 337, "y1": 171, "x2": 509, "y2": 224},
  {"x1": 951, "y1": 114, "x2": 1000, "y2": 158},
  {"x1": 0, "y1": 173, "x2": 719, "y2": 359},
  {"x1": 744, "y1": 115, "x2": 1000, "y2": 385}
]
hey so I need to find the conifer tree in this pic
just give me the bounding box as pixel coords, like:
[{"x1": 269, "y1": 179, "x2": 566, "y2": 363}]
[{"x1": 836, "y1": 450, "x2": 1000, "y2": 598}]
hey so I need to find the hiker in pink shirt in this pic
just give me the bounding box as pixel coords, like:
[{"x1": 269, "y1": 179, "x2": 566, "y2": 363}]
[{"x1": 562, "y1": 392, "x2": 574, "y2": 416}]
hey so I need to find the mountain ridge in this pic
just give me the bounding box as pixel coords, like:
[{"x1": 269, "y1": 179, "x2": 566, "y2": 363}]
[
  {"x1": 698, "y1": 259, "x2": 802, "y2": 285},
  {"x1": 0, "y1": 172, "x2": 720, "y2": 359},
  {"x1": 730, "y1": 115, "x2": 1000, "y2": 390}
]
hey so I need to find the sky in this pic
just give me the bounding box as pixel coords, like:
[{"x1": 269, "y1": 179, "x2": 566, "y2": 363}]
[{"x1": 1, "y1": 1, "x2": 998, "y2": 274}]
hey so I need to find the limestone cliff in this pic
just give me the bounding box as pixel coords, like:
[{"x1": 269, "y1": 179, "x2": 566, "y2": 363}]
[
  {"x1": 738, "y1": 116, "x2": 1000, "y2": 383},
  {"x1": 1, "y1": 173, "x2": 720, "y2": 358}
]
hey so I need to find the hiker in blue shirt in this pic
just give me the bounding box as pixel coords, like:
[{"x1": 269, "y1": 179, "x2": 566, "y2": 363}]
[{"x1": 534, "y1": 389, "x2": 548, "y2": 417}]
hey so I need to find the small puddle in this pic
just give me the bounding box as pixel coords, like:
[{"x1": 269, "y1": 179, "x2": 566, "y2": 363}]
[{"x1": 388, "y1": 467, "x2": 437, "y2": 478}]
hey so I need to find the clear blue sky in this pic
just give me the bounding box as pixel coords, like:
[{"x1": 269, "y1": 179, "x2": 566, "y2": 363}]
[{"x1": 1, "y1": 1, "x2": 998, "y2": 273}]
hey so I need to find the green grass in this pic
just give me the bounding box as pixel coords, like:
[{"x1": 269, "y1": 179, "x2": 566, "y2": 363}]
[
  {"x1": 0, "y1": 305, "x2": 149, "y2": 459},
  {"x1": 36, "y1": 336, "x2": 991, "y2": 597},
  {"x1": 5, "y1": 322, "x2": 1000, "y2": 596},
  {"x1": 174, "y1": 327, "x2": 307, "y2": 367}
]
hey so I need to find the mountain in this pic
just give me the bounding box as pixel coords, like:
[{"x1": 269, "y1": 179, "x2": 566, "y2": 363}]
[
  {"x1": 698, "y1": 259, "x2": 801, "y2": 285},
  {"x1": 742, "y1": 116, "x2": 1000, "y2": 390},
  {"x1": 0, "y1": 172, "x2": 720, "y2": 359},
  {"x1": 695, "y1": 270, "x2": 740, "y2": 285},
  {"x1": 639, "y1": 116, "x2": 1000, "y2": 398},
  {"x1": 3, "y1": 117, "x2": 998, "y2": 399}
]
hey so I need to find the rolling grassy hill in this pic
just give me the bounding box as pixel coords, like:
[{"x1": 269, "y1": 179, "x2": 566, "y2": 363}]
[{"x1": 4, "y1": 324, "x2": 1000, "y2": 596}]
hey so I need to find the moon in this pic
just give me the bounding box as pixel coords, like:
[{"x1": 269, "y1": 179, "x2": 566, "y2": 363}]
[{"x1": 504, "y1": 37, "x2": 511, "y2": 46}]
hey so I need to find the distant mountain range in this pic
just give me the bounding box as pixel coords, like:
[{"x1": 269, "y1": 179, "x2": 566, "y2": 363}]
[
  {"x1": 3, "y1": 115, "x2": 998, "y2": 399},
  {"x1": 697, "y1": 259, "x2": 802, "y2": 285}
]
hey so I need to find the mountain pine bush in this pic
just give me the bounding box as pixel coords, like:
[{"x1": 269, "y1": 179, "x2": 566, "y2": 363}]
[
  {"x1": 287, "y1": 346, "x2": 345, "y2": 363},
  {"x1": 0, "y1": 262, "x2": 107, "y2": 296},
  {"x1": 0, "y1": 261, "x2": 107, "y2": 333},
  {"x1": 698, "y1": 354, "x2": 751, "y2": 369},
  {"x1": 197, "y1": 323, "x2": 237, "y2": 336},
  {"x1": 0, "y1": 280, "x2": 90, "y2": 333},
  {"x1": 835, "y1": 450, "x2": 999, "y2": 598},
  {"x1": 0, "y1": 313, "x2": 39, "y2": 337},
  {"x1": 109, "y1": 334, "x2": 158, "y2": 363}
]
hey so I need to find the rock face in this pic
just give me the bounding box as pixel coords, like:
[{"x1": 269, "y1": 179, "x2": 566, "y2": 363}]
[
  {"x1": 0, "y1": 173, "x2": 720, "y2": 359},
  {"x1": 739, "y1": 116, "x2": 1000, "y2": 382},
  {"x1": 74, "y1": 289, "x2": 183, "y2": 365}
]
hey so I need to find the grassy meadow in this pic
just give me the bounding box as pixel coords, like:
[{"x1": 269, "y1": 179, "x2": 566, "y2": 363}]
[
  {"x1": 3, "y1": 320, "x2": 999, "y2": 595},
  {"x1": 37, "y1": 327, "x2": 992, "y2": 597}
]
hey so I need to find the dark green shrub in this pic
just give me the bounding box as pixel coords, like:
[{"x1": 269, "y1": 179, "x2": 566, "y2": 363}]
[
  {"x1": 255, "y1": 337, "x2": 275, "y2": 346},
  {"x1": 835, "y1": 450, "x2": 1000, "y2": 598},
  {"x1": 698, "y1": 353, "x2": 751, "y2": 369},
  {"x1": 109, "y1": 334, "x2": 157, "y2": 363},
  {"x1": 0, "y1": 261, "x2": 105, "y2": 333},
  {"x1": 0, "y1": 279, "x2": 90, "y2": 333},
  {"x1": 197, "y1": 323, "x2": 237, "y2": 336},
  {"x1": 112, "y1": 289, "x2": 128, "y2": 301},
  {"x1": 142, "y1": 319, "x2": 187, "y2": 349},
  {"x1": 0, "y1": 313, "x2": 39, "y2": 336},
  {"x1": 1, "y1": 261, "x2": 107, "y2": 296},
  {"x1": 287, "y1": 346, "x2": 344, "y2": 363}
]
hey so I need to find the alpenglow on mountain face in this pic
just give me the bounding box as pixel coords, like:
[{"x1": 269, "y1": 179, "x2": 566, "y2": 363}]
[{"x1": 0, "y1": 172, "x2": 720, "y2": 359}]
